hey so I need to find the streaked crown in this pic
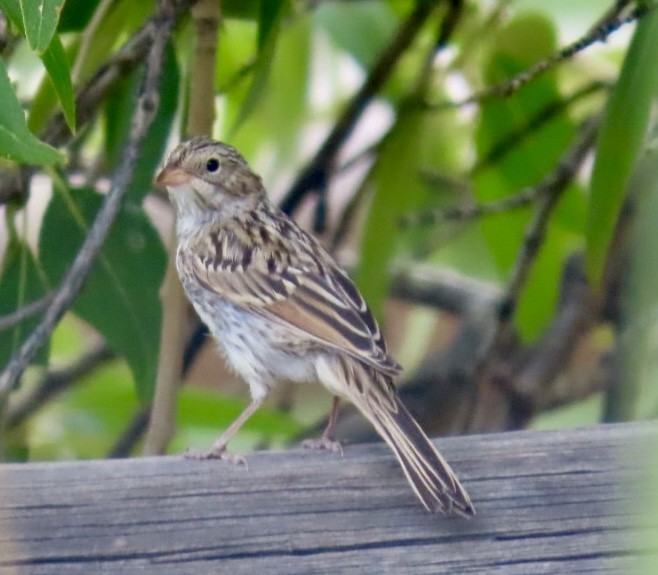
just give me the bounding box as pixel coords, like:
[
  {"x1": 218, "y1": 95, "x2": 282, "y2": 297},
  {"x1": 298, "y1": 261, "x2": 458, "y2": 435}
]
[{"x1": 157, "y1": 137, "x2": 264, "y2": 199}]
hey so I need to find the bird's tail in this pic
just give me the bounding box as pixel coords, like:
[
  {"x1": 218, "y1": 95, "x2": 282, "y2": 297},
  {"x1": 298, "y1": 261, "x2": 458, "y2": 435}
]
[{"x1": 320, "y1": 357, "x2": 474, "y2": 516}]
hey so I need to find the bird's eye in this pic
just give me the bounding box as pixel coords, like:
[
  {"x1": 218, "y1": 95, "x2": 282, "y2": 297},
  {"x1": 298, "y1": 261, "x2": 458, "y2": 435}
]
[{"x1": 206, "y1": 158, "x2": 220, "y2": 172}]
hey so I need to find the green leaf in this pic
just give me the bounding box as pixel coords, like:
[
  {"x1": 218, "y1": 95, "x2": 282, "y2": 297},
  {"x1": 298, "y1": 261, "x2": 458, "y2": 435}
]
[
  {"x1": 19, "y1": 0, "x2": 65, "y2": 54},
  {"x1": 215, "y1": 18, "x2": 256, "y2": 92},
  {"x1": 26, "y1": 359, "x2": 138, "y2": 460},
  {"x1": 0, "y1": 238, "x2": 51, "y2": 371},
  {"x1": 231, "y1": 0, "x2": 287, "y2": 132},
  {"x1": 314, "y1": 1, "x2": 396, "y2": 68},
  {"x1": 226, "y1": 11, "x2": 311, "y2": 163},
  {"x1": 0, "y1": 58, "x2": 63, "y2": 164},
  {"x1": 39, "y1": 187, "x2": 166, "y2": 402},
  {"x1": 36, "y1": 35, "x2": 76, "y2": 132},
  {"x1": 71, "y1": 0, "x2": 156, "y2": 84},
  {"x1": 357, "y1": 99, "x2": 475, "y2": 319},
  {"x1": 0, "y1": 0, "x2": 22, "y2": 27},
  {"x1": 58, "y1": 0, "x2": 101, "y2": 31},
  {"x1": 474, "y1": 13, "x2": 576, "y2": 339},
  {"x1": 605, "y1": 138, "x2": 658, "y2": 422},
  {"x1": 356, "y1": 108, "x2": 428, "y2": 319},
  {"x1": 222, "y1": 0, "x2": 259, "y2": 20},
  {"x1": 585, "y1": 7, "x2": 658, "y2": 287},
  {"x1": 0, "y1": 0, "x2": 75, "y2": 132},
  {"x1": 257, "y1": 0, "x2": 283, "y2": 50}
]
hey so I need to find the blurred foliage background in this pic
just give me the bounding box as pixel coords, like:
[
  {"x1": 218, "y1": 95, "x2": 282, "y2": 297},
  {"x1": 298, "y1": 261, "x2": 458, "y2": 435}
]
[{"x1": 0, "y1": 0, "x2": 657, "y2": 474}]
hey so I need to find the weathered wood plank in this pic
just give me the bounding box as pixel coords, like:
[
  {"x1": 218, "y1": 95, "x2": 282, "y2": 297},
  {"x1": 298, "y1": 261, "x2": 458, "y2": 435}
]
[{"x1": 0, "y1": 422, "x2": 656, "y2": 574}]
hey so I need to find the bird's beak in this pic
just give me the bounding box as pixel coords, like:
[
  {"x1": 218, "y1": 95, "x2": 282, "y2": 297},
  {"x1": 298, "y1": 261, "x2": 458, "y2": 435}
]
[{"x1": 155, "y1": 166, "x2": 192, "y2": 187}]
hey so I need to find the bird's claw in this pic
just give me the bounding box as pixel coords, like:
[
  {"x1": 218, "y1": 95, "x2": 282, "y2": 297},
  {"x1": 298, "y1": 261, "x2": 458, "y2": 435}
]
[
  {"x1": 184, "y1": 447, "x2": 248, "y2": 466},
  {"x1": 302, "y1": 437, "x2": 343, "y2": 457}
]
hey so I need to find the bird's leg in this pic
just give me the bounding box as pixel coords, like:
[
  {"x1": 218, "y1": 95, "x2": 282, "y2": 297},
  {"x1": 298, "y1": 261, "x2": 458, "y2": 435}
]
[
  {"x1": 323, "y1": 396, "x2": 341, "y2": 443},
  {"x1": 302, "y1": 396, "x2": 343, "y2": 455},
  {"x1": 186, "y1": 397, "x2": 265, "y2": 465}
]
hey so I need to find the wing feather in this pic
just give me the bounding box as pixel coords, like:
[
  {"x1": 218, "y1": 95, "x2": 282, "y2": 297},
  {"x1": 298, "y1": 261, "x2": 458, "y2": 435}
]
[{"x1": 184, "y1": 226, "x2": 402, "y2": 377}]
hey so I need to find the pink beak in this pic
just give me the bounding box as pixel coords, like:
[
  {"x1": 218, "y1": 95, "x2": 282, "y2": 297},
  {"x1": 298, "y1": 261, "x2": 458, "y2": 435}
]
[{"x1": 155, "y1": 166, "x2": 192, "y2": 187}]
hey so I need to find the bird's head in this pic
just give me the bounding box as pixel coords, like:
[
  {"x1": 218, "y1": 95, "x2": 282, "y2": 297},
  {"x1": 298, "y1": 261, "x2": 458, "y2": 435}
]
[{"x1": 156, "y1": 137, "x2": 265, "y2": 224}]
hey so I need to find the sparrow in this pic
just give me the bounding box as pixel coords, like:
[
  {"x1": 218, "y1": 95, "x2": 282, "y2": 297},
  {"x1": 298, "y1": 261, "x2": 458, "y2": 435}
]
[{"x1": 156, "y1": 137, "x2": 474, "y2": 516}]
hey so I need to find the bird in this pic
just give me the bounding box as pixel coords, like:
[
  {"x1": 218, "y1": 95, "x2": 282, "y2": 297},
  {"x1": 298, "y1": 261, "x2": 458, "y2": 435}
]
[{"x1": 156, "y1": 137, "x2": 474, "y2": 517}]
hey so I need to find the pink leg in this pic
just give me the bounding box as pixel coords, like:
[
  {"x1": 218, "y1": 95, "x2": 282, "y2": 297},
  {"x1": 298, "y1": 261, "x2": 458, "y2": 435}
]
[
  {"x1": 186, "y1": 397, "x2": 265, "y2": 464},
  {"x1": 302, "y1": 396, "x2": 343, "y2": 455}
]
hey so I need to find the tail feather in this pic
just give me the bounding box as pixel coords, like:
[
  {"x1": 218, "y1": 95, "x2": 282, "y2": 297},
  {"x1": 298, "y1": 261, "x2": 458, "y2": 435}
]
[
  {"x1": 316, "y1": 355, "x2": 474, "y2": 516},
  {"x1": 367, "y1": 391, "x2": 474, "y2": 516}
]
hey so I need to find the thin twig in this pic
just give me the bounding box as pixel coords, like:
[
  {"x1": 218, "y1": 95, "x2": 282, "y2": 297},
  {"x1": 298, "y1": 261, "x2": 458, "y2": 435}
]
[
  {"x1": 426, "y1": 1, "x2": 652, "y2": 111},
  {"x1": 0, "y1": 292, "x2": 55, "y2": 333},
  {"x1": 497, "y1": 118, "x2": 599, "y2": 321},
  {"x1": 410, "y1": 0, "x2": 464, "y2": 98},
  {"x1": 471, "y1": 80, "x2": 610, "y2": 173},
  {"x1": 400, "y1": 81, "x2": 609, "y2": 228},
  {"x1": 328, "y1": 1, "x2": 467, "y2": 247},
  {"x1": 71, "y1": 0, "x2": 116, "y2": 85},
  {"x1": 405, "y1": 118, "x2": 598, "y2": 243},
  {"x1": 42, "y1": 0, "x2": 199, "y2": 146},
  {"x1": 279, "y1": 2, "x2": 435, "y2": 217},
  {"x1": 0, "y1": 0, "x2": 181, "y2": 403},
  {"x1": 476, "y1": 117, "x2": 600, "y2": 374},
  {"x1": 6, "y1": 343, "x2": 114, "y2": 428},
  {"x1": 400, "y1": 187, "x2": 537, "y2": 227},
  {"x1": 435, "y1": 0, "x2": 464, "y2": 51},
  {"x1": 591, "y1": 0, "x2": 636, "y2": 36},
  {"x1": 109, "y1": 405, "x2": 151, "y2": 458},
  {"x1": 511, "y1": 254, "x2": 599, "y2": 406}
]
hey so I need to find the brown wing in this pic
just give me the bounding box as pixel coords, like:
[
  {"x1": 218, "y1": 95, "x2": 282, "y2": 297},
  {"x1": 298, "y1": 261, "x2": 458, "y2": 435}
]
[{"x1": 183, "y1": 225, "x2": 402, "y2": 377}]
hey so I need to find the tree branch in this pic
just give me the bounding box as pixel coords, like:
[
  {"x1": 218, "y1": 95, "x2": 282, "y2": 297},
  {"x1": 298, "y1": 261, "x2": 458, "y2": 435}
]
[
  {"x1": 42, "y1": 0, "x2": 199, "y2": 146},
  {"x1": 328, "y1": 1, "x2": 465, "y2": 249},
  {"x1": 401, "y1": 81, "x2": 608, "y2": 228},
  {"x1": 0, "y1": 0, "x2": 182, "y2": 403},
  {"x1": 470, "y1": 80, "x2": 609, "y2": 174},
  {"x1": 70, "y1": 0, "x2": 116, "y2": 85},
  {"x1": 0, "y1": 292, "x2": 54, "y2": 333},
  {"x1": 427, "y1": 1, "x2": 651, "y2": 110},
  {"x1": 279, "y1": 2, "x2": 435, "y2": 216},
  {"x1": 6, "y1": 343, "x2": 114, "y2": 428},
  {"x1": 389, "y1": 262, "x2": 500, "y2": 313},
  {"x1": 484, "y1": 117, "x2": 599, "y2": 353}
]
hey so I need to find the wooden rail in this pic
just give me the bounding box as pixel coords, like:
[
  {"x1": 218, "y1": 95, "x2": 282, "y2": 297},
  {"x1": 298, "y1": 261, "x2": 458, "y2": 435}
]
[{"x1": 1, "y1": 422, "x2": 656, "y2": 574}]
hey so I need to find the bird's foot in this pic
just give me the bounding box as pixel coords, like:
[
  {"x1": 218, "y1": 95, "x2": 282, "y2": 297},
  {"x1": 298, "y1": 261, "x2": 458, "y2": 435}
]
[
  {"x1": 302, "y1": 436, "x2": 343, "y2": 457},
  {"x1": 184, "y1": 446, "x2": 247, "y2": 466}
]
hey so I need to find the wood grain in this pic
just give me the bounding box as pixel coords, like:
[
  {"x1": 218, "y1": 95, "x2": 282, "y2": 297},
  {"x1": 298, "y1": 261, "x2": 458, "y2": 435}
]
[{"x1": 1, "y1": 422, "x2": 656, "y2": 574}]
